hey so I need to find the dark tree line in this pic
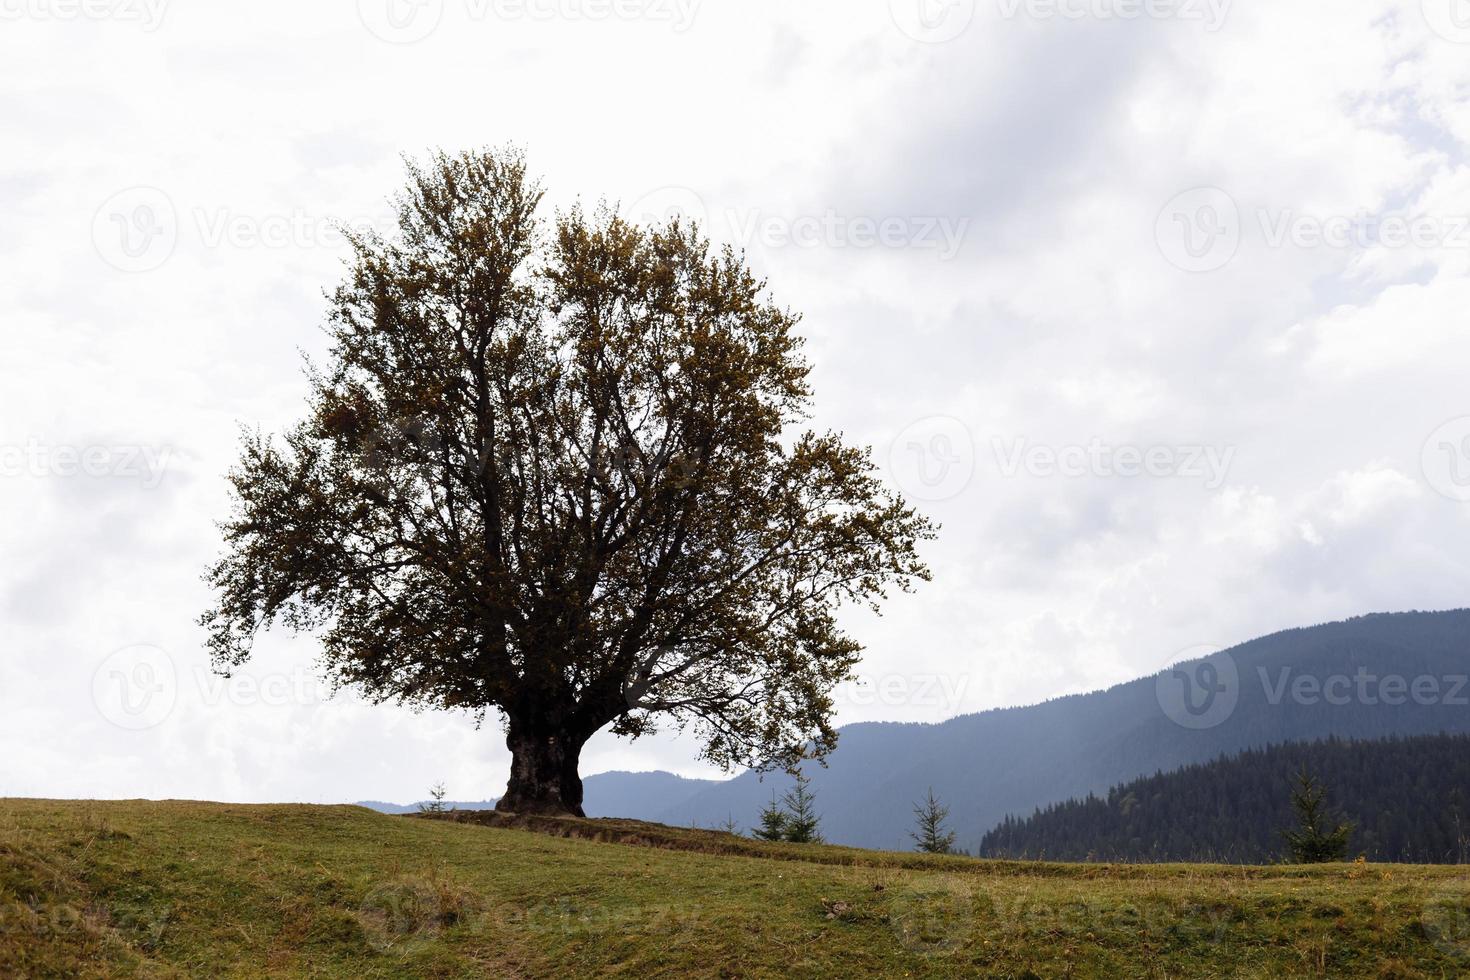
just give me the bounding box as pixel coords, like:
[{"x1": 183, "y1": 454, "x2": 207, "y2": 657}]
[{"x1": 980, "y1": 734, "x2": 1470, "y2": 864}]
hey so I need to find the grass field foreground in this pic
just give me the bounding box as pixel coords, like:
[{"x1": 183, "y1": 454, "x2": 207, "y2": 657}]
[{"x1": 3, "y1": 799, "x2": 1470, "y2": 977}]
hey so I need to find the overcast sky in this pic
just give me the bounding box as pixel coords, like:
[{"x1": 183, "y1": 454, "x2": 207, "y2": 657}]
[{"x1": 3, "y1": 0, "x2": 1469, "y2": 804}]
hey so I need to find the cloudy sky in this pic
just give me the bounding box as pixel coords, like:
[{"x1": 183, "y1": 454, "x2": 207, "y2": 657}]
[{"x1": 3, "y1": 0, "x2": 1469, "y2": 804}]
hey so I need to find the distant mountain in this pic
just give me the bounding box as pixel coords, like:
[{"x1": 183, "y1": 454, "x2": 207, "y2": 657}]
[
  {"x1": 643, "y1": 610, "x2": 1470, "y2": 849},
  {"x1": 357, "y1": 769, "x2": 716, "y2": 818},
  {"x1": 576, "y1": 770, "x2": 720, "y2": 819},
  {"x1": 358, "y1": 799, "x2": 498, "y2": 815},
  {"x1": 979, "y1": 733, "x2": 1470, "y2": 863}
]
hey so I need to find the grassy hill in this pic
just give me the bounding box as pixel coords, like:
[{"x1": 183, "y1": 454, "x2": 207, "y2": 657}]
[{"x1": 4, "y1": 800, "x2": 1470, "y2": 977}]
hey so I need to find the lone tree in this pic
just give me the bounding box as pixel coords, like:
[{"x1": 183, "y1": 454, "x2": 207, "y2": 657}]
[
  {"x1": 418, "y1": 781, "x2": 448, "y2": 814},
  {"x1": 1283, "y1": 767, "x2": 1353, "y2": 863},
  {"x1": 200, "y1": 148, "x2": 934, "y2": 816},
  {"x1": 909, "y1": 787, "x2": 957, "y2": 854}
]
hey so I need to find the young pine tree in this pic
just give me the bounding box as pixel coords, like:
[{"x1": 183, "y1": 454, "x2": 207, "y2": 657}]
[
  {"x1": 752, "y1": 792, "x2": 788, "y2": 842},
  {"x1": 418, "y1": 781, "x2": 448, "y2": 814},
  {"x1": 909, "y1": 787, "x2": 958, "y2": 854},
  {"x1": 1283, "y1": 767, "x2": 1353, "y2": 863},
  {"x1": 780, "y1": 770, "x2": 823, "y2": 844}
]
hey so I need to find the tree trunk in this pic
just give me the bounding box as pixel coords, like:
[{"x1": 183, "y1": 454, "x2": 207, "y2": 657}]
[{"x1": 495, "y1": 726, "x2": 587, "y2": 817}]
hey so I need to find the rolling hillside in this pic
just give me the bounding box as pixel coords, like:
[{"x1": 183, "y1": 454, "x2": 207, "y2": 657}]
[
  {"x1": 980, "y1": 733, "x2": 1470, "y2": 863},
  {"x1": 616, "y1": 610, "x2": 1470, "y2": 848},
  {"x1": 5, "y1": 799, "x2": 1470, "y2": 977}
]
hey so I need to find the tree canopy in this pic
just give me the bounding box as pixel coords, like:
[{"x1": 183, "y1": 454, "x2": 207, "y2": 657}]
[{"x1": 201, "y1": 147, "x2": 934, "y2": 814}]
